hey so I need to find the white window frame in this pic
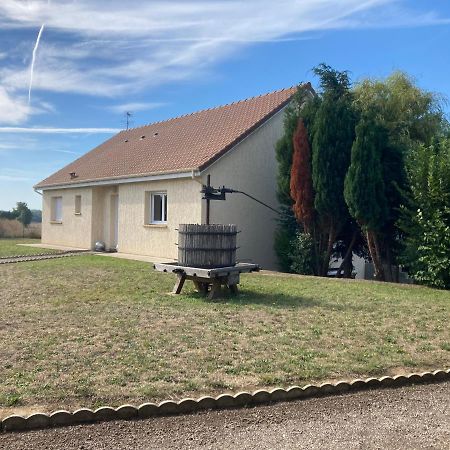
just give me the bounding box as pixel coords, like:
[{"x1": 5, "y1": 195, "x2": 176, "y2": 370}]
[
  {"x1": 150, "y1": 192, "x2": 167, "y2": 224},
  {"x1": 51, "y1": 196, "x2": 63, "y2": 222}
]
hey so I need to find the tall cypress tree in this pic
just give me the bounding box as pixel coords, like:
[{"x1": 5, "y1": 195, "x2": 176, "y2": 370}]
[
  {"x1": 344, "y1": 113, "x2": 389, "y2": 279},
  {"x1": 311, "y1": 64, "x2": 356, "y2": 275}
]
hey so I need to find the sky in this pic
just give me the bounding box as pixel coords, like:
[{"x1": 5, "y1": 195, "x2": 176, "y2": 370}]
[{"x1": 1, "y1": 0, "x2": 450, "y2": 211}]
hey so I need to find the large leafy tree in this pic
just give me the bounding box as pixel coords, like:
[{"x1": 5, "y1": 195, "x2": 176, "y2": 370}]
[
  {"x1": 353, "y1": 71, "x2": 446, "y2": 147},
  {"x1": 352, "y1": 71, "x2": 447, "y2": 280}
]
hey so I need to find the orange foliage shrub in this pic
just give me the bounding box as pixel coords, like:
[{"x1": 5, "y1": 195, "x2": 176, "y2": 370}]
[{"x1": 290, "y1": 119, "x2": 315, "y2": 233}]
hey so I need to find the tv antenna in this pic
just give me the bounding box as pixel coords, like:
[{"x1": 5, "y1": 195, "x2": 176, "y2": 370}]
[{"x1": 125, "y1": 111, "x2": 133, "y2": 130}]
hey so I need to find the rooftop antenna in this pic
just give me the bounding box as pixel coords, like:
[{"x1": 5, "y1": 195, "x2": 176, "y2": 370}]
[{"x1": 125, "y1": 111, "x2": 133, "y2": 130}]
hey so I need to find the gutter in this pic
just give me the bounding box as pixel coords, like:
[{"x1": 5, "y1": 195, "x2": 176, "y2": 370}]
[{"x1": 35, "y1": 170, "x2": 201, "y2": 191}]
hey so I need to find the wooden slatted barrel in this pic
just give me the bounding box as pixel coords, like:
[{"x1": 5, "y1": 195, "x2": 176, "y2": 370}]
[{"x1": 178, "y1": 224, "x2": 237, "y2": 268}]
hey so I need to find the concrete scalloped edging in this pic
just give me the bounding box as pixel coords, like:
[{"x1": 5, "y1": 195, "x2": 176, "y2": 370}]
[{"x1": 1, "y1": 369, "x2": 448, "y2": 433}]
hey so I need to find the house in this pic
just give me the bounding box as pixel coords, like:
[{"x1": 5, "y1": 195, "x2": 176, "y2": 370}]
[{"x1": 35, "y1": 85, "x2": 313, "y2": 270}]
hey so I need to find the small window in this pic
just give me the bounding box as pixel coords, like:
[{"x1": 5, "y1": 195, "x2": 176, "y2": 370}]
[
  {"x1": 75, "y1": 195, "x2": 82, "y2": 215},
  {"x1": 51, "y1": 196, "x2": 63, "y2": 222},
  {"x1": 150, "y1": 192, "x2": 167, "y2": 224}
]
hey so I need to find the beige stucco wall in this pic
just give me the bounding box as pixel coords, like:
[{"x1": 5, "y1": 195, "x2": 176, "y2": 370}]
[
  {"x1": 40, "y1": 108, "x2": 285, "y2": 266},
  {"x1": 41, "y1": 187, "x2": 93, "y2": 248},
  {"x1": 117, "y1": 178, "x2": 202, "y2": 259},
  {"x1": 203, "y1": 107, "x2": 285, "y2": 270}
]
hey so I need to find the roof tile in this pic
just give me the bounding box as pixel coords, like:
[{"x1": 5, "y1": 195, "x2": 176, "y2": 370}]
[{"x1": 35, "y1": 86, "x2": 301, "y2": 188}]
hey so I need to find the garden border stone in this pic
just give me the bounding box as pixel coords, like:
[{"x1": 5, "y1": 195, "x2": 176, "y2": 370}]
[{"x1": 1, "y1": 368, "x2": 448, "y2": 433}]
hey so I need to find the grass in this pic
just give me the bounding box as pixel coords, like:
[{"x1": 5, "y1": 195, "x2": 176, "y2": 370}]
[
  {"x1": 0, "y1": 252, "x2": 449, "y2": 418},
  {"x1": 0, "y1": 238, "x2": 57, "y2": 258}
]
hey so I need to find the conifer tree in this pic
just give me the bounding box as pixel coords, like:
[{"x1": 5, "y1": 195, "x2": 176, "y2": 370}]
[
  {"x1": 311, "y1": 64, "x2": 356, "y2": 275},
  {"x1": 344, "y1": 113, "x2": 389, "y2": 279},
  {"x1": 290, "y1": 119, "x2": 315, "y2": 233}
]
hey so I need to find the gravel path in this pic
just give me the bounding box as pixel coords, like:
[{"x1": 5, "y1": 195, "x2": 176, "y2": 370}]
[{"x1": 1, "y1": 382, "x2": 449, "y2": 449}]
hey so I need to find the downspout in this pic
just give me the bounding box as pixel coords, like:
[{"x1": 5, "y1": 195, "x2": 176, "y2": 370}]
[{"x1": 191, "y1": 169, "x2": 202, "y2": 184}]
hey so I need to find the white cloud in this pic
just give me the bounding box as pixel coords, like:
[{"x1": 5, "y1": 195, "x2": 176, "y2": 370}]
[
  {"x1": 107, "y1": 102, "x2": 167, "y2": 114},
  {"x1": 0, "y1": 127, "x2": 120, "y2": 134},
  {"x1": 0, "y1": 0, "x2": 448, "y2": 125},
  {"x1": 0, "y1": 174, "x2": 31, "y2": 181},
  {"x1": 0, "y1": 86, "x2": 31, "y2": 124},
  {"x1": 0, "y1": 167, "x2": 33, "y2": 181}
]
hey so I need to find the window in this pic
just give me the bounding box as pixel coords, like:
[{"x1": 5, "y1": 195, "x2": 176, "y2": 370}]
[
  {"x1": 51, "y1": 196, "x2": 63, "y2": 222},
  {"x1": 150, "y1": 192, "x2": 167, "y2": 224},
  {"x1": 75, "y1": 195, "x2": 82, "y2": 215}
]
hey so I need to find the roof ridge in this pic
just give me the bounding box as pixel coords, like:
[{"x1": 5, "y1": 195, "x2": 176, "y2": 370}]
[{"x1": 125, "y1": 85, "x2": 299, "y2": 132}]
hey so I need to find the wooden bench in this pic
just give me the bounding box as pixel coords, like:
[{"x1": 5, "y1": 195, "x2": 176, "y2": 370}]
[{"x1": 153, "y1": 262, "x2": 260, "y2": 300}]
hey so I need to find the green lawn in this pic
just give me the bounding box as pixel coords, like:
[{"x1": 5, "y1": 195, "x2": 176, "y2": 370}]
[
  {"x1": 0, "y1": 252, "x2": 449, "y2": 418},
  {"x1": 0, "y1": 238, "x2": 58, "y2": 258}
]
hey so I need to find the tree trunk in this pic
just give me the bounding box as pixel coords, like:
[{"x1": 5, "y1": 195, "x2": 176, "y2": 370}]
[
  {"x1": 311, "y1": 225, "x2": 321, "y2": 276},
  {"x1": 337, "y1": 231, "x2": 357, "y2": 278},
  {"x1": 367, "y1": 230, "x2": 385, "y2": 281},
  {"x1": 322, "y1": 222, "x2": 336, "y2": 276},
  {"x1": 384, "y1": 244, "x2": 394, "y2": 282}
]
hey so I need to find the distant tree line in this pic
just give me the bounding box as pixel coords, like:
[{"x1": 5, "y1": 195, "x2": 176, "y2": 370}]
[
  {"x1": 275, "y1": 64, "x2": 450, "y2": 289},
  {"x1": 0, "y1": 203, "x2": 39, "y2": 237},
  {"x1": 0, "y1": 205, "x2": 41, "y2": 223}
]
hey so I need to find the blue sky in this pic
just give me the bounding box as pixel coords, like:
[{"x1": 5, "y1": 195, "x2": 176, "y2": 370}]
[{"x1": 1, "y1": 0, "x2": 450, "y2": 210}]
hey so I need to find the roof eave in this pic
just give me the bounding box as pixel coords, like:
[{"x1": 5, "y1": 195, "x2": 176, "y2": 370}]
[{"x1": 34, "y1": 168, "x2": 201, "y2": 191}]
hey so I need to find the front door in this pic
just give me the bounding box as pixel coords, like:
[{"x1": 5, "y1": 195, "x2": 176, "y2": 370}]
[{"x1": 110, "y1": 194, "x2": 119, "y2": 250}]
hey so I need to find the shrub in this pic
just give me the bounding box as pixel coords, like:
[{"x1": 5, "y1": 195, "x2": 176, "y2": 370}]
[{"x1": 289, "y1": 232, "x2": 315, "y2": 275}]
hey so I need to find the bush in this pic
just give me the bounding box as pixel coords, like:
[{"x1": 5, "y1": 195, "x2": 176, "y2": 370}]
[
  {"x1": 400, "y1": 138, "x2": 450, "y2": 289},
  {"x1": 413, "y1": 208, "x2": 450, "y2": 289},
  {"x1": 289, "y1": 232, "x2": 315, "y2": 275}
]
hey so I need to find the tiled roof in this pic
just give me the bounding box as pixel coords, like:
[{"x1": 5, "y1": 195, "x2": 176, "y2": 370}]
[{"x1": 35, "y1": 85, "x2": 303, "y2": 188}]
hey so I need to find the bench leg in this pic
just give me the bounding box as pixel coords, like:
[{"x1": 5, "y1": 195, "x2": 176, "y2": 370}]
[
  {"x1": 207, "y1": 279, "x2": 222, "y2": 300},
  {"x1": 229, "y1": 284, "x2": 239, "y2": 295},
  {"x1": 172, "y1": 273, "x2": 186, "y2": 294},
  {"x1": 193, "y1": 280, "x2": 208, "y2": 296}
]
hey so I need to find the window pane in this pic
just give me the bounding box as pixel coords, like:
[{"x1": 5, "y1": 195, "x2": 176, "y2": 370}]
[
  {"x1": 153, "y1": 194, "x2": 163, "y2": 222},
  {"x1": 56, "y1": 198, "x2": 62, "y2": 221},
  {"x1": 164, "y1": 194, "x2": 167, "y2": 222},
  {"x1": 75, "y1": 195, "x2": 81, "y2": 214},
  {"x1": 53, "y1": 197, "x2": 62, "y2": 222}
]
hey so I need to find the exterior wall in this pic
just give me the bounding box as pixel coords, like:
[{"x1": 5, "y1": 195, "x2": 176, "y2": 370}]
[
  {"x1": 117, "y1": 178, "x2": 202, "y2": 259},
  {"x1": 41, "y1": 187, "x2": 93, "y2": 248},
  {"x1": 202, "y1": 107, "x2": 285, "y2": 270}
]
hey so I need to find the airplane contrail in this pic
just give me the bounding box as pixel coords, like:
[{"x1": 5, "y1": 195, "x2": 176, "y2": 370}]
[{"x1": 28, "y1": 23, "x2": 45, "y2": 105}]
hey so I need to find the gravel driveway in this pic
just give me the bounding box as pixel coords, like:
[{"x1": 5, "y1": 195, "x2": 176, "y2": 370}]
[{"x1": 1, "y1": 382, "x2": 449, "y2": 449}]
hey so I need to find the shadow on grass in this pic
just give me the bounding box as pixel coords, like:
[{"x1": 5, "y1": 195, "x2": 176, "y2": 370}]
[{"x1": 187, "y1": 288, "x2": 326, "y2": 309}]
